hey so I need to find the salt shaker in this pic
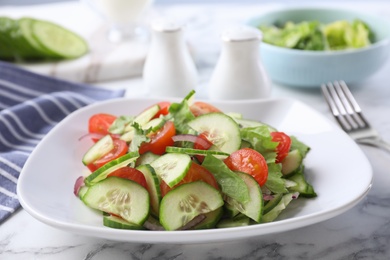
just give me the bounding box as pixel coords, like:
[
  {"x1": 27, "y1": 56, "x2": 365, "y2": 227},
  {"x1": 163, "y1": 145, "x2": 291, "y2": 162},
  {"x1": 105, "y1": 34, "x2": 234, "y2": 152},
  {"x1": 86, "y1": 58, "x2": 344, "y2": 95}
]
[
  {"x1": 143, "y1": 19, "x2": 198, "y2": 97},
  {"x1": 208, "y1": 26, "x2": 271, "y2": 100}
]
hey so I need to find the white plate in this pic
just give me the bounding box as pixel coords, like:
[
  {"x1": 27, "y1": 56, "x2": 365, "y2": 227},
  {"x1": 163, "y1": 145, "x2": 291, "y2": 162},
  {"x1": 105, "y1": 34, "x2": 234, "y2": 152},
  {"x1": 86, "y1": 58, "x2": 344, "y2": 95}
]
[{"x1": 17, "y1": 97, "x2": 373, "y2": 244}]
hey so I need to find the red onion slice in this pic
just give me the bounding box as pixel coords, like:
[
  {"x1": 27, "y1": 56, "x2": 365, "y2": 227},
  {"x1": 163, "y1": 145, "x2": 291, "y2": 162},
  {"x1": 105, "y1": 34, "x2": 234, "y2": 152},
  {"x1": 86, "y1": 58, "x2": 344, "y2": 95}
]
[
  {"x1": 73, "y1": 176, "x2": 85, "y2": 196},
  {"x1": 172, "y1": 134, "x2": 210, "y2": 148}
]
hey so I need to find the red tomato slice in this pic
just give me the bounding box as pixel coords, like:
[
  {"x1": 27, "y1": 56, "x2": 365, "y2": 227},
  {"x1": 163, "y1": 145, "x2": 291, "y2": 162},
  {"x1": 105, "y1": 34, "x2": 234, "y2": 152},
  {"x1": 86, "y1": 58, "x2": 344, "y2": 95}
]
[
  {"x1": 139, "y1": 121, "x2": 176, "y2": 155},
  {"x1": 108, "y1": 167, "x2": 147, "y2": 189},
  {"x1": 153, "y1": 102, "x2": 171, "y2": 119},
  {"x1": 271, "y1": 132, "x2": 292, "y2": 163},
  {"x1": 87, "y1": 139, "x2": 128, "y2": 172},
  {"x1": 190, "y1": 101, "x2": 221, "y2": 117},
  {"x1": 193, "y1": 132, "x2": 213, "y2": 163},
  {"x1": 88, "y1": 113, "x2": 117, "y2": 135},
  {"x1": 160, "y1": 162, "x2": 219, "y2": 197},
  {"x1": 224, "y1": 148, "x2": 268, "y2": 187}
]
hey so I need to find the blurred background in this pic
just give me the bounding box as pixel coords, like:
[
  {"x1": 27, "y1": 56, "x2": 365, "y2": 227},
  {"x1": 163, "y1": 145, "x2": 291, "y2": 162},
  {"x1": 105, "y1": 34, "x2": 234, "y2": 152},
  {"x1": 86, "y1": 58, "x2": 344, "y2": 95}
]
[{"x1": 1, "y1": 0, "x2": 382, "y2": 5}]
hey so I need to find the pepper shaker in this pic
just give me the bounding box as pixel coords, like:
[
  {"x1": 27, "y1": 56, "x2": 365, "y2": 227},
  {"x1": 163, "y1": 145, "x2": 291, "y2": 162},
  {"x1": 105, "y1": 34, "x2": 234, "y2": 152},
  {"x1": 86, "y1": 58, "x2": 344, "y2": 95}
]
[
  {"x1": 208, "y1": 26, "x2": 271, "y2": 100},
  {"x1": 143, "y1": 19, "x2": 198, "y2": 97}
]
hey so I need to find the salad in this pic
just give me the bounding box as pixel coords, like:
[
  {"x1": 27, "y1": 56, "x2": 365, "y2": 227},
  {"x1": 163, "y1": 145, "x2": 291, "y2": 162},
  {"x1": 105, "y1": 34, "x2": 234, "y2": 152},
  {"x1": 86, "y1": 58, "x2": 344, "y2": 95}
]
[
  {"x1": 259, "y1": 19, "x2": 373, "y2": 51},
  {"x1": 74, "y1": 91, "x2": 316, "y2": 231}
]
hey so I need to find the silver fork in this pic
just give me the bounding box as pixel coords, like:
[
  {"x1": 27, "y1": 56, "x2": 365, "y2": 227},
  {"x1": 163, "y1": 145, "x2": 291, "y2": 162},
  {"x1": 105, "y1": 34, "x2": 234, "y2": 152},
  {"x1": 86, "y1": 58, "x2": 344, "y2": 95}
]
[{"x1": 321, "y1": 80, "x2": 390, "y2": 153}]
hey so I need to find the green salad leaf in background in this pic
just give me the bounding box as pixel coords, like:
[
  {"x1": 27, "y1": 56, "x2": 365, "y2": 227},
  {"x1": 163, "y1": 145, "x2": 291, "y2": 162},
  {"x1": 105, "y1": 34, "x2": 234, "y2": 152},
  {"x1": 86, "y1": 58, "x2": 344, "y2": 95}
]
[{"x1": 259, "y1": 19, "x2": 373, "y2": 51}]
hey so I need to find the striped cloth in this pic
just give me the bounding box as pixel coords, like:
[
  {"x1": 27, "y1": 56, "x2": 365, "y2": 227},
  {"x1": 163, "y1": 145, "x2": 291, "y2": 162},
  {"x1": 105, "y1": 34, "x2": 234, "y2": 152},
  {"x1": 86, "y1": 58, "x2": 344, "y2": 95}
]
[{"x1": 0, "y1": 61, "x2": 125, "y2": 223}]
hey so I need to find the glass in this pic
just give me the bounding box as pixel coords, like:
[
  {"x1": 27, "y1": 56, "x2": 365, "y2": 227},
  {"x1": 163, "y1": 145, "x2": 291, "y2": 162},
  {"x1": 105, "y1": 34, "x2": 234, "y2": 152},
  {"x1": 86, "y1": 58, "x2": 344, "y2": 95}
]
[{"x1": 81, "y1": 0, "x2": 154, "y2": 42}]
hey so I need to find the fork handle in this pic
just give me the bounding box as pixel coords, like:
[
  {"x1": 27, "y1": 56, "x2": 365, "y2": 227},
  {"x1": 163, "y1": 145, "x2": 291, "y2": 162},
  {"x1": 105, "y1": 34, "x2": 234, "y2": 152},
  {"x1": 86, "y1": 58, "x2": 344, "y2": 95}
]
[{"x1": 357, "y1": 138, "x2": 390, "y2": 153}]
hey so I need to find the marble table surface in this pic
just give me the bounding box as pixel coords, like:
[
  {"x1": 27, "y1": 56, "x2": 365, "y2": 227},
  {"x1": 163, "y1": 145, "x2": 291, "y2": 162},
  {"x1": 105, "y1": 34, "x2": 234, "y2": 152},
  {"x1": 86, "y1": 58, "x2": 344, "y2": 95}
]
[{"x1": 1, "y1": 1, "x2": 390, "y2": 259}]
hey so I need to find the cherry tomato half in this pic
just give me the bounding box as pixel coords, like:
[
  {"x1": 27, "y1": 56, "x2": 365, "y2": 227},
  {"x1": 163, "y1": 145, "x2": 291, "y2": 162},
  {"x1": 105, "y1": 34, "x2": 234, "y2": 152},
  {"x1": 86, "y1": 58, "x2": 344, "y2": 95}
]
[
  {"x1": 224, "y1": 148, "x2": 268, "y2": 187},
  {"x1": 139, "y1": 121, "x2": 176, "y2": 155},
  {"x1": 108, "y1": 166, "x2": 147, "y2": 189},
  {"x1": 88, "y1": 113, "x2": 117, "y2": 135},
  {"x1": 153, "y1": 102, "x2": 171, "y2": 119},
  {"x1": 270, "y1": 132, "x2": 292, "y2": 163},
  {"x1": 160, "y1": 162, "x2": 219, "y2": 197},
  {"x1": 87, "y1": 139, "x2": 128, "y2": 172},
  {"x1": 190, "y1": 101, "x2": 221, "y2": 117}
]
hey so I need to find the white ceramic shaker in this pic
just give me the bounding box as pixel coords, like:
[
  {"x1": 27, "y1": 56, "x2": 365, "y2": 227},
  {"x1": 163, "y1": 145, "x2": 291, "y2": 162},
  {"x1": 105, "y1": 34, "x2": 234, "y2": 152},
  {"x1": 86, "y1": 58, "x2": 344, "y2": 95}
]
[
  {"x1": 143, "y1": 19, "x2": 198, "y2": 97},
  {"x1": 208, "y1": 26, "x2": 271, "y2": 100}
]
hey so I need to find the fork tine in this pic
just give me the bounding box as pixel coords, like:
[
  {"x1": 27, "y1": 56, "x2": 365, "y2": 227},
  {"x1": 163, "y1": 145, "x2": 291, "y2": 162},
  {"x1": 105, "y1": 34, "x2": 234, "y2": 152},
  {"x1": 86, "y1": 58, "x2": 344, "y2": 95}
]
[
  {"x1": 332, "y1": 81, "x2": 361, "y2": 129},
  {"x1": 338, "y1": 81, "x2": 371, "y2": 128},
  {"x1": 321, "y1": 82, "x2": 352, "y2": 131}
]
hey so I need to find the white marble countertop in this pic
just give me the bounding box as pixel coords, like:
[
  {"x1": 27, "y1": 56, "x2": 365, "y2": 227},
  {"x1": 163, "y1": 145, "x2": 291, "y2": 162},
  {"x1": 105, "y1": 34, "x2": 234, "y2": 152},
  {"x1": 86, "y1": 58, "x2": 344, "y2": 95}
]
[{"x1": 1, "y1": 1, "x2": 390, "y2": 259}]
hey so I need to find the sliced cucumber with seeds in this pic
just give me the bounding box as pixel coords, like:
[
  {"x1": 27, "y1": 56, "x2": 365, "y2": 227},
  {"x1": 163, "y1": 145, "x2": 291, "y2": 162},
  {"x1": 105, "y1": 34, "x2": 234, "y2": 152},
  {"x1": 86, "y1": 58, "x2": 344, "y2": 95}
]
[
  {"x1": 136, "y1": 164, "x2": 161, "y2": 217},
  {"x1": 165, "y1": 146, "x2": 230, "y2": 157},
  {"x1": 82, "y1": 135, "x2": 114, "y2": 166},
  {"x1": 103, "y1": 214, "x2": 144, "y2": 230},
  {"x1": 225, "y1": 171, "x2": 263, "y2": 223},
  {"x1": 82, "y1": 177, "x2": 150, "y2": 225},
  {"x1": 150, "y1": 153, "x2": 191, "y2": 188},
  {"x1": 159, "y1": 181, "x2": 224, "y2": 231},
  {"x1": 84, "y1": 151, "x2": 139, "y2": 186},
  {"x1": 187, "y1": 112, "x2": 241, "y2": 154},
  {"x1": 281, "y1": 149, "x2": 303, "y2": 176}
]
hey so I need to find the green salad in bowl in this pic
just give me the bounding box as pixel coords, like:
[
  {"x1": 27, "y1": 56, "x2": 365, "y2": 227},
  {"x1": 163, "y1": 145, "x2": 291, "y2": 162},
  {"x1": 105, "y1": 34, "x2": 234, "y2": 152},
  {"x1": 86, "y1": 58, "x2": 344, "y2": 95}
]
[
  {"x1": 248, "y1": 7, "x2": 390, "y2": 87},
  {"x1": 260, "y1": 19, "x2": 373, "y2": 51}
]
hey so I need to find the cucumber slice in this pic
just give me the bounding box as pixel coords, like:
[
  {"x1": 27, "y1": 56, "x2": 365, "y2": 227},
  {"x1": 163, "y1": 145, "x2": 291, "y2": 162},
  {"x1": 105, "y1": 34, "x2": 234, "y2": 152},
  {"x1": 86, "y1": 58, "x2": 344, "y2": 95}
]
[
  {"x1": 123, "y1": 104, "x2": 160, "y2": 133},
  {"x1": 150, "y1": 153, "x2": 191, "y2": 188},
  {"x1": 135, "y1": 152, "x2": 160, "y2": 167},
  {"x1": 165, "y1": 146, "x2": 230, "y2": 157},
  {"x1": 136, "y1": 164, "x2": 162, "y2": 217},
  {"x1": 78, "y1": 186, "x2": 88, "y2": 199},
  {"x1": 262, "y1": 193, "x2": 296, "y2": 223},
  {"x1": 216, "y1": 213, "x2": 251, "y2": 228},
  {"x1": 82, "y1": 177, "x2": 150, "y2": 225},
  {"x1": 281, "y1": 149, "x2": 303, "y2": 176},
  {"x1": 103, "y1": 214, "x2": 144, "y2": 230},
  {"x1": 31, "y1": 19, "x2": 88, "y2": 59},
  {"x1": 225, "y1": 171, "x2": 263, "y2": 223},
  {"x1": 19, "y1": 18, "x2": 54, "y2": 57},
  {"x1": 159, "y1": 181, "x2": 224, "y2": 231},
  {"x1": 0, "y1": 17, "x2": 19, "y2": 60},
  {"x1": 143, "y1": 118, "x2": 165, "y2": 132},
  {"x1": 287, "y1": 167, "x2": 317, "y2": 198},
  {"x1": 193, "y1": 207, "x2": 223, "y2": 230},
  {"x1": 263, "y1": 193, "x2": 283, "y2": 214},
  {"x1": 82, "y1": 135, "x2": 114, "y2": 166},
  {"x1": 187, "y1": 112, "x2": 241, "y2": 154},
  {"x1": 84, "y1": 151, "x2": 139, "y2": 186}
]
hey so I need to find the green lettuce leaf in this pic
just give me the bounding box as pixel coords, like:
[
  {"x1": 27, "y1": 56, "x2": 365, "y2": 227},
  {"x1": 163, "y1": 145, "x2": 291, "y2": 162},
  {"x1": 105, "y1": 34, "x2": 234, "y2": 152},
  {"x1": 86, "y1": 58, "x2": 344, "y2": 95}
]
[
  {"x1": 240, "y1": 125, "x2": 278, "y2": 163},
  {"x1": 202, "y1": 155, "x2": 250, "y2": 204},
  {"x1": 264, "y1": 163, "x2": 288, "y2": 194}
]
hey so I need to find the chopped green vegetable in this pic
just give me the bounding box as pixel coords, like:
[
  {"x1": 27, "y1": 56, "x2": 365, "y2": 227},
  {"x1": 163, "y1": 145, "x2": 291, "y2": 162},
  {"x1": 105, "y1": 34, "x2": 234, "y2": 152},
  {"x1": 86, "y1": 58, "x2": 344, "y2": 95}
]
[{"x1": 259, "y1": 19, "x2": 373, "y2": 51}]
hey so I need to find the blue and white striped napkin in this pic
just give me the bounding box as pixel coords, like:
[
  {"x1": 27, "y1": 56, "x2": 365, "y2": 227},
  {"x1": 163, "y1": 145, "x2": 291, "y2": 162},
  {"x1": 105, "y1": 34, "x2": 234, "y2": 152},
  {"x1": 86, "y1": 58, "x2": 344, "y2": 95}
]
[{"x1": 0, "y1": 61, "x2": 125, "y2": 223}]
